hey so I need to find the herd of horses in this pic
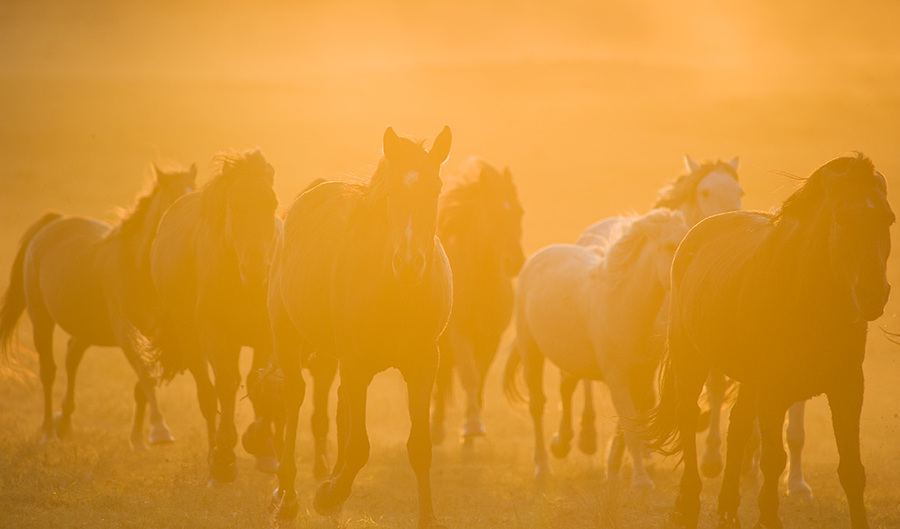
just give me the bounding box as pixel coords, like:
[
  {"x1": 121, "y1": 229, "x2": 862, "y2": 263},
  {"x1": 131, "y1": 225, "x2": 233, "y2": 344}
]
[{"x1": 0, "y1": 126, "x2": 892, "y2": 529}]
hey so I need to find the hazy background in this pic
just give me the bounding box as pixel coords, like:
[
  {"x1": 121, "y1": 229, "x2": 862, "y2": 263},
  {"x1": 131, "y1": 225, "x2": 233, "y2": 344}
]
[{"x1": 2, "y1": 2, "x2": 900, "y2": 527}]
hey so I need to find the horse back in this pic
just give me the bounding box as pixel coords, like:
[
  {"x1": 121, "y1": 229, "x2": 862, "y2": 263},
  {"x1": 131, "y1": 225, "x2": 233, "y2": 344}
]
[{"x1": 278, "y1": 181, "x2": 359, "y2": 350}]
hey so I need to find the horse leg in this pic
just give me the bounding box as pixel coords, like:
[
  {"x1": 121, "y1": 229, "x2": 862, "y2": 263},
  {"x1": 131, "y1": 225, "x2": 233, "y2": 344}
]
[
  {"x1": 187, "y1": 358, "x2": 217, "y2": 464},
  {"x1": 551, "y1": 372, "x2": 578, "y2": 459},
  {"x1": 702, "y1": 369, "x2": 727, "y2": 478},
  {"x1": 33, "y1": 316, "x2": 57, "y2": 444},
  {"x1": 632, "y1": 367, "x2": 658, "y2": 472},
  {"x1": 209, "y1": 346, "x2": 241, "y2": 484},
  {"x1": 271, "y1": 312, "x2": 305, "y2": 519},
  {"x1": 827, "y1": 372, "x2": 868, "y2": 529},
  {"x1": 242, "y1": 344, "x2": 278, "y2": 474},
  {"x1": 120, "y1": 340, "x2": 174, "y2": 449},
  {"x1": 521, "y1": 336, "x2": 549, "y2": 478},
  {"x1": 604, "y1": 370, "x2": 652, "y2": 490},
  {"x1": 55, "y1": 336, "x2": 90, "y2": 438},
  {"x1": 311, "y1": 353, "x2": 338, "y2": 479},
  {"x1": 717, "y1": 383, "x2": 757, "y2": 528},
  {"x1": 578, "y1": 380, "x2": 598, "y2": 455},
  {"x1": 785, "y1": 400, "x2": 812, "y2": 498},
  {"x1": 431, "y1": 334, "x2": 451, "y2": 445},
  {"x1": 403, "y1": 356, "x2": 445, "y2": 529},
  {"x1": 755, "y1": 396, "x2": 788, "y2": 529},
  {"x1": 314, "y1": 368, "x2": 372, "y2": 516},
  {"x1": 452, "y1": 330, "x2": 484, "y2": 441}
]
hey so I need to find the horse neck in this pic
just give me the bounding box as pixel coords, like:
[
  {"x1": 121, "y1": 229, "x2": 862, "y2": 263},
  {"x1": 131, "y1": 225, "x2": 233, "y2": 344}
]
[
  {"x1": 675, "y1": 201, "x2": 703, "y2": 228},
  {"x1": 116, "y1": 195, "x2": 165, "y2": 278}
]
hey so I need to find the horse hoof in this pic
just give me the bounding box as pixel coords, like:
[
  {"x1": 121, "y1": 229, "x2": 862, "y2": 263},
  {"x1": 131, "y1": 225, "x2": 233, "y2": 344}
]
[
  {"x1": 630, "y1": 475, "x2": 654, "y2": 492},
  {"x1": 717, "y1": 512, "x2": 740, "y2": 529},
  {"x1": 314, "y1": 480, "x2": 343, "y2": 516},
  {"x1": 752, "y1": 519, "x2": 783, "y2": 529},
  {"x1": 53, "y1": 413, "x2": 72, "y2": 438},
  {"x1": 787, "y1": 480, "x2": 813, "y2": 500},
  {"x1": 39, "y1": 432, "x2": 60, "y2": 445},
  {"x1": 255, "y1": 455, "x2": 279, "y2": 474},
  {"x1": 149, "y1": 424, "x2": 175, "y2": 445},
  {"x1": 462, "y1": 419, "x2": 486, "y2": 439},
  {"x1": 272, "y1": 487, "x2": 299, "y2": 520},
  {"x1": 550, "y1": 434, "x2": 571, "y2": 459},
  {"x1": 701, "y1": 452, "x2": 724, "y2": 478},
  {"x1": 533, "y1": 462, "x2": 551, "y2": 480},
  {"x1": 242, "y1": 422, "x2": 271, "y2": 455},
  {"x1": 420, "y1": 517, "x2": 449, "y2": 529},
  {"x1": 209, "y1": 461, "x2": 237, "y2": 484},
  {"x1": 578, "y1": 430, "x2": 597, "y2": 455},
  {"x1": 131, "y1": 439, "x2": 150, "y2": 452}
]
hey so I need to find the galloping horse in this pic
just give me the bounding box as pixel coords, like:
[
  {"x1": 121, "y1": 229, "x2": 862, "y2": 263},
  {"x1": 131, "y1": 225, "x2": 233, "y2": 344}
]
[
  {"x1": 648, "y1": 154, "x2": 891, "y2": 529},
  {"x1": 150, "y1": 149, "x2": 280, "y2": 484},
  {"x1": 0, "y1": 163, "x2": 196, "y2": 447},
  {"x1": 506, "y1": 209, "x2": 688, "y2": 488},
  {"x1": 570, "y1": 156, "x2": 758, "y2": 486},
  {"x1": 269, "y1": 127, "x2": 452, "y2": 528},
  {"x1": 430, "y1": 158, "x2": 525, "y2": 446}
]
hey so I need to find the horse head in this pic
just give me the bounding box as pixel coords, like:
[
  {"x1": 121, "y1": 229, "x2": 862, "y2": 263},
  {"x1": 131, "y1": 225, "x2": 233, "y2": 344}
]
[
  {"x1": 483, "y1": 165, "x2": 525, "y2": 277},
  {"x1": 681, "y1": 155, "x2": 743, "y2": 225},
  {"x1": 222, "y1": 149, "x2": 278, "y2": 288},
  {"x1": 382, "y1": 126, "x2": 451, "y2": 285},
  {"x1": 820, "y1": 156, "x2": 895, "y2": 320}
]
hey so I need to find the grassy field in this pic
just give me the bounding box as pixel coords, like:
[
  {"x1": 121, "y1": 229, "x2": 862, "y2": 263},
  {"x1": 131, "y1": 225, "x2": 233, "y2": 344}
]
[{"x1": 3, "y1": 2, "x2": 900, "y2": 528}]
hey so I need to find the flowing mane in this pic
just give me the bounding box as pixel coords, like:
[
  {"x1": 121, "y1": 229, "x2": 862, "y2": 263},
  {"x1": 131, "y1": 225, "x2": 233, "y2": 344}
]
[
  {"x1": 653, "y1": 160, "x2": 739, "y2": 209},
  {"x1": 201, "y1": 149, "x2": 274, "y2": 228},
  {"x1": 601, "y1": 209, "x2": 685, "y2": 286},
  {"x1": 774, "y1": 153, "x2": 878, "y2": 222},
  {"x1": 116, "y1": 185, "x2": 162, "y2": 239},
  {"x1": 438, "y1": 157, "x2": 516, "y2": 240}
]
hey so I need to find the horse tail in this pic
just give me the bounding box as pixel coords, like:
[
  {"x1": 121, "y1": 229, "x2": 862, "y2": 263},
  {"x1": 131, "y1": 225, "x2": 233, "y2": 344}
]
[
  {"x1": 502, "y1": 338, "x2": 525, "y2": 404},
  {"x1": 0, "y1": 212, "x2": 61, "y2": 362},
  {"x1": 148, "y1": 313, "x2": 185, "y2": 381},
  {"x1": 645, "y1": 351, "x2": 682, "y2": 457}
]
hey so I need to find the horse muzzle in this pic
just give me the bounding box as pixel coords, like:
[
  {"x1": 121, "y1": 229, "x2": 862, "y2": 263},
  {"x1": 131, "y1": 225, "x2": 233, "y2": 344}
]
[
  {"x1": 392, "y1": 252, "x2": 427, "y2": 285},
  {"x1": 853, "y1": 282, "x2": 890, "y2": 321}
]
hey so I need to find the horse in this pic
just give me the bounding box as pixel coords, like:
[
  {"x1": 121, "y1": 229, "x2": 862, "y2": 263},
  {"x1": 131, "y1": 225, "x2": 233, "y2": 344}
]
[
  {"x1": 0, "y1": 162, "x2": 196, "y2": 448},
  {"x1": 648, "y1": 153, "x2": 892, "y2": 529},
  {"x1": 556, "y1": 155, "x2": 750, "y2": 482},
  {"x1": 429, "y1": 157, "x2": 525, "y2": 447},
  {"x1": 268, "y1": 126, "x2": 452, "y2": 528},
  {"x1": 505, "y1": 208, "x2": 688, "y2": 488},
  {"x1": 150, "y1": 148, "x2": 280, "y2": 484}
]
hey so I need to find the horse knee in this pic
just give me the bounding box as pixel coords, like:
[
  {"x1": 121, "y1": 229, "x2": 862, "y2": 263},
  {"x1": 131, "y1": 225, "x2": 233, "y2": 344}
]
[{"x1": 838, "y1": 461, "x2": 866, "y2": 492}]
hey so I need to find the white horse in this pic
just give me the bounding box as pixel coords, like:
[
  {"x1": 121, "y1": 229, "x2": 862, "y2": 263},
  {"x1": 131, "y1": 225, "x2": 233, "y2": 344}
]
[{"x1": 505, "y1": 209, "x2": 688, "y2": 488}]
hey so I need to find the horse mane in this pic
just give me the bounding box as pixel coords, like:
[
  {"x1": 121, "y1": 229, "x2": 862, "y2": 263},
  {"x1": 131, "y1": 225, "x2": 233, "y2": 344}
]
[
  {"x1": 201, "y1": 149, "x2": 274, "y2": 228},
  {"x1": 438, "y1": 157, "x2": 512, "y2": 240},
  {"x1": 115, "y1": 184, "x2": 161, "y2": 239},
  {"x1": 653, "y1": 160, "x2": 739, "y2": 210},
  {"x1": 774, "y1": 153, "x2": 875, "y2": 222},
  {"x1": 601, "y1": 209, "x2": 685, "y2": 286}
]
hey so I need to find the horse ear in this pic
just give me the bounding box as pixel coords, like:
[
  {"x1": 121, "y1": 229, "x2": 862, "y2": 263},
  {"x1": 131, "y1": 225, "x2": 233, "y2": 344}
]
[
  {"x1": 728, "y1": 156, "x2": 740, "y2": 171},
  {"x1": 429, "y1": 126, "x2": 452, "y2": 165},
  {"x1": 189, "y1": 163, "x2": 198, "y2": 180},
  {"x1": 503, "y1": 167, "x2": 513, "y2": 184},
  {"x1": 684, "y1": 155, "x2": 701, "y2": 173},
  {"x1": 383, "y1": 127, "x2": 401, "y2": 161},
  {"x1": 152, "y1": 163, "x2": 161, "y2": 180}
]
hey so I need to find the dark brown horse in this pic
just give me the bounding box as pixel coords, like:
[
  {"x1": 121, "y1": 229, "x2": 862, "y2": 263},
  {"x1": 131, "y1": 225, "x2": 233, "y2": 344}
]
[
  {"x1": 430, "y1": 157, "x2": 524, "y2": 446},
  {"x1": 269, "y1": 127, "x2": 452, "y2": 528},
  {"x1": 150, "y1": 149, "x2": 280, "y2": 484},
  {"x1": 0, "y1": 163, "x2": 196, "y2": 447},
  {"x1": 648, "y1": 154, "x2": 892, "y2": 529}
]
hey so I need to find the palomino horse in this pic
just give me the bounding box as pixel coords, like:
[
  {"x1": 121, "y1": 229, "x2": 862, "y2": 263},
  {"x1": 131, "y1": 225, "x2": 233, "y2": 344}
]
[
  {"x1": 430, "y1": 157, "x2": 525, "y2": 446},
  {"x1": 269, "y1": 127, "x2": 452, "y2": 528},
  {"x1": 0, "y1": 163, "x2": 196, "y2": 447},
  {"x1": 150, "y1": 149, "x2": 280, "y2": 484},
  {"x1": 648, "y1": 154, "x2": 891, "y2": 529},
  {"x1": 505, "y1": 209, "x2": 688, "y2": 488}
]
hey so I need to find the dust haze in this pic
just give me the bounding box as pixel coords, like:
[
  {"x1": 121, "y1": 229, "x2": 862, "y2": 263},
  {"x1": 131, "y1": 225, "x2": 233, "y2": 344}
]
[{"x1": 2, "y1": 1, "x2": 900, "y2": 528}]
